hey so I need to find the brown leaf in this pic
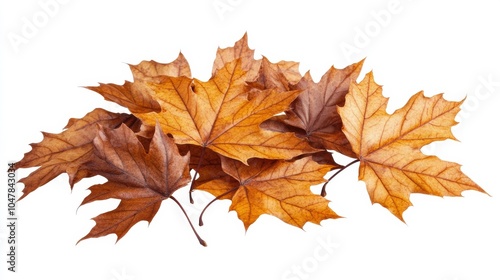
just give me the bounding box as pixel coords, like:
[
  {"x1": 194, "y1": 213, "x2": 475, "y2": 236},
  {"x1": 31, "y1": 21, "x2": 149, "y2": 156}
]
[
  {"x1": 16, "y1": 109, "x2": 137, "y2": 199},
  {"x1": 135, "y1": 59, "x2": 318, "y2": 164},
  {"x1": 79, "y1": 122, "x2": 191, "y2": 242},
  {"x1": 183, "y1": 145, "x2": 235, "y2": 200},
  {"x1": 263, "y1": 60, "x2": 364, "y2": 157},
  {"x1": 250, "y1": 57, "x2": 302, "y2": 91},
  {"x1": 338, "y1": 72, "x2": 487, "y2": 220},
  {"x1": 196, "y1": 156, "x2": 340, "y2": 229}
]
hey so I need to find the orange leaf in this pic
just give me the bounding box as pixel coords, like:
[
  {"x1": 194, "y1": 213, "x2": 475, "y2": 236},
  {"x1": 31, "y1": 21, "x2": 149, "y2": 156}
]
[
  {"x1": 212, "y1": 34, "x2": 301, "y2": 88},
  {"x1": 135, "y1": 59, "x2": 318, "y2": 164},
  {"x1": 129, "y1": 52, "x2": 191, "y2": 80},
  {"x1": 197, "y1": 156, "x2": 339, "y2": 229},
  {"x1": 338, "y1": 72, "x2": 487, "y2": 220},
  {"x1": 86, "y1": 82, "x2": 161, "y2": 114},
  {"x1": 86, "y1": 53, "x2": 191, "y2": 114},
  {"x1": 212, "y1": 33, "x2": 260, "y2": 79}
]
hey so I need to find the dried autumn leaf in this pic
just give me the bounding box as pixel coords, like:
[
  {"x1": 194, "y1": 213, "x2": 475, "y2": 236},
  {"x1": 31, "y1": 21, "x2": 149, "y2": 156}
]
[
  {"x1": 16, "y1": 109, "x2": 138, "y2": 199},
  {"x1": 135, "y1": 59, "x2": 318, "y2": 164},
  {"x1": 79, "y1": 122, "x2": 191, "y2": 242},
  {"x1": 178, "y1": 144, "x2": 228, "y2": 188},
  {"x1": 86, "y1": 53, "x2": 191, "y2": 114},
  {"x1": 129, "y1": 52, "x2": 192, "y2": 80},
  {"x1": 196, "y1": 156, "x2": 339, "y2": 229},
  {"x1": 262, "y1": 60, "x2": 364, "y2": 157},
  {"x1": 86, "y1": 82, "x2": 162, "y2": 114},
  {"x1": 212, "y1": 33, "x2": 301, "y2": 87},
  {"x1": 212, "y1": 32, "x2": 260, "y2": 79},
  {"x1": 338, "y1": 72, "x2": 486, "y2": 220},
  {"x1": 250, "y1": 56, "x2": 302, "y2": 91}
]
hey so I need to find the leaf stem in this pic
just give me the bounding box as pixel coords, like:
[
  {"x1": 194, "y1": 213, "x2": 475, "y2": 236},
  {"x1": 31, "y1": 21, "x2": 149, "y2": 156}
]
[
  {"x1": 189, "y1": 146, "x2": 207, "y2": 204},
  {"x1": 170, "y1": 195, "x2": 207, "y2": 247},
  {"x1": 321, "y1": 159, "x2": 360, "y2": 197},
  {"x1": 198, "y1": 187, "x2": 238, "y2": 226}
]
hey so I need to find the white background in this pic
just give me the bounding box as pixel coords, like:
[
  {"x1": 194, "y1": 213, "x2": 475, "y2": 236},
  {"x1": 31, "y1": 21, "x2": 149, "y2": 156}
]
[{"x1": 1, "y1": 1, "x2": 499, "y2": 280}]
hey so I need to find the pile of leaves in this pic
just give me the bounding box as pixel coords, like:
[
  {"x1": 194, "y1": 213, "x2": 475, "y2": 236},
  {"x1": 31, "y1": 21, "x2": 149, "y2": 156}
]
[{"x1": 15, "y1": 34, "x2": 485, "y2": 246}]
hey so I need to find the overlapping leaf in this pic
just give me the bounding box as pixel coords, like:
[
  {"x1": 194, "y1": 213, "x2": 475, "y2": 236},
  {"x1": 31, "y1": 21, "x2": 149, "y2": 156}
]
[
  {"x1": 79, "y1": 123, "x2": 191, "y2": 242},
  {"x1": 14, "y1": 34, "x2": 486, "y2": 246},
  {"x1": 212, "y1": 33, "x2": 260, "y2": 78},
  {"x1": 16, "y1": 109, "x2": 139, "y2": 199},
  {"x1": 196, "y1": 156, "x2": 339, "y2": 229},
  {"x1": 130, "y1": 52, "x2": 192, "y2": 80},
  {"x1": 262, "y1": 60, "x2": 364, "y2": 157},
  {"x1": 86, "y1": 53, "x2": 191, "y2": 113},
  {"x1": 134, "y1": 59, "x2": 318, "y2": 164}
]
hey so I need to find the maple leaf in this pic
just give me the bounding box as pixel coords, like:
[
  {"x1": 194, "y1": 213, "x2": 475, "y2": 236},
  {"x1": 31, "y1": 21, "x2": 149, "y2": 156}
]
[
  {"x1": 78, "y1": 122, "x2": 193, "y2": 243},
  {"x1": 178, "y1": 144, "x2": 229, "y2": 190},
  {"x1": 16, "y1": 109, "x2": 139, "y2": 199},
  {"x1": 129, "y1": 52, "x2": 192, "y2": 80},
  {"x1": 338, "y1": 72, "x2": 486, "y2": 220},
  {"x1": 250, "y1": 56, "x2": 302, "y2": 91},
  {"x1": 213, "y1": 33, "x2": 301, "y2": 89},
  {"x1": 86, "y1": 53, "x2": 191, "y2": 114},
  {"x1": 135, "y1": 59, "x2": 318, "y2": 164},
  {"x1": 212, "y1": 32, "x2": 260, "y2": 79},
  {"x1": 262, "y1": 60, "x2": 364, "y2": 157},
  {"x1": 196, "y1": 156, "x2": 339, "y2": 229},
  {"x1": 85, "y1": 82, "x2": 161, "y2": 114}
]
